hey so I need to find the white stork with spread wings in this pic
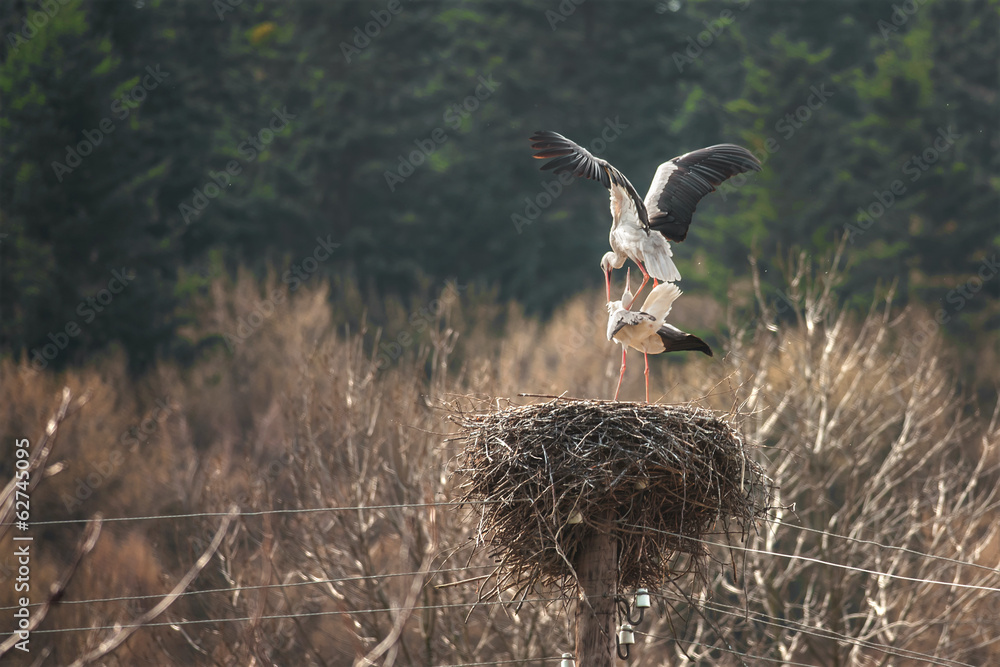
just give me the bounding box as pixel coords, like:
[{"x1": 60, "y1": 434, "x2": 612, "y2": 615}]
[
  {"x1": 607, "y1": 270, "x2": 712, "y2": 402},
  {"x1": 530, "y1": 131, "x2": 761, "y2": 305}
]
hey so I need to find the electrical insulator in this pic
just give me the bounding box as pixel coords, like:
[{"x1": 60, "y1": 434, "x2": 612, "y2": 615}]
[
  {"x1": 560, "y1": 652, "x2": 575, "y2": 667},
  {"x1": 635, "y1": 588, "x2": 650, "y2": 610},
  {"x1": 625, "y1": 588, "x2": 650, "y2": 625},
  {"x1": 618, "y1": 623, "x2": 635, "y2": 646}
]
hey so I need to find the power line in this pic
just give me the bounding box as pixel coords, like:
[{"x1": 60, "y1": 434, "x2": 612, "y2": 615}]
[
  {"x1": 22, "y1": 547, "x2": 991, "y2": 664},
  {"x1": 435, "y1": 659, "x2": 563, "y2": 666},
  {"x1": 761, "y1": 516, "x2": 1000, "y2": 575},
  {"x1": 0, "y1": 565, "x2": 497, "y2": 611},
  {"x1": 653, "y1": 591, "x2": 976, "y2": 667},
  {"x1": 16, "y1": 504, "x2": 998, "y2": 579},
  {"x1": 20, "y1": 505, "x2": 1000, "y2": 580},
  {"x1": 630, "y1": 524, "x2": 1000, "y2": 595},
  {"x1": 16, "y1": 515, "x2": 996, "y2": 664},
  {"x1": 12, "y1": 501, "x2": 493, "y2": 527},
  {"x1": 31, "y1": 598, "x2": 563, "y2": 635},
  {"x1": 634, "y1": 630, "x2": 828, "y2": 667}
]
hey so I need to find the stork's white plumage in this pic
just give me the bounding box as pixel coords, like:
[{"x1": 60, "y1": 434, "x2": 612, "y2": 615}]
[
  {"x1": 606, "y1": 270, "x2": 712, "y2": 402},
  {"x1": 530, "y1": 131, "x2": 762, "y2": 305}
]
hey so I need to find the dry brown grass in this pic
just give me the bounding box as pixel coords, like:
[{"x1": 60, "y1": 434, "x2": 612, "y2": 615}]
[{"x1": 1, "y1": 254, "x2": 998, "y2": 666}]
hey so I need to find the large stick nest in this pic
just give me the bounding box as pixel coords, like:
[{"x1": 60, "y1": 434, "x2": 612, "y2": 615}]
[{"x1": 451, "y1": 398, "x2": 772, "y2": 597}]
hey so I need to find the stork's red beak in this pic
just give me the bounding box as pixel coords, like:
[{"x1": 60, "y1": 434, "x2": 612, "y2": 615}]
[
  {"x1": 605, "y1": 267, "x2": 612, "y2": 302},
  {"x1": 625, "y1": 267, "x2": 631, "y2": 296}
]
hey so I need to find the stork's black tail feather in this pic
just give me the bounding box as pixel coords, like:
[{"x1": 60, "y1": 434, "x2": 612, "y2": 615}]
[{"x1": 657, "y1": 326, "x2": 713, "y2": 356}]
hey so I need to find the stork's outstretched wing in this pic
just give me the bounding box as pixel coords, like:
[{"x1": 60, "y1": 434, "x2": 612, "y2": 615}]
[
  {"x1": 530, "y1": 130, "x2": 649, "y2": 227},
  {"x1": 643, "y1": 144, "x2": 761, "y2": 242}
]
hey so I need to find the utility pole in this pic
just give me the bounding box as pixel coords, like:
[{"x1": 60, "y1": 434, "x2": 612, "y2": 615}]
[{"x1": 575, "y1": 511, "x2": 617, "y2": 667}]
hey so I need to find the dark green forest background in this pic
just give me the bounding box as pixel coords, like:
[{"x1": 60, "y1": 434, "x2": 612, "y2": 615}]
[{"x1": 1, "y1": 0, "x2": 997, "y2": 373}]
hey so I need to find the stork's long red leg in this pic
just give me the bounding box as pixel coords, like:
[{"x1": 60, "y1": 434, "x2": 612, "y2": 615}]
[
  {"x1": 628, "y1": 261, "x2": 651, "y2": 309},
  {"x1": 644, "y1": 352, "x2": 650, "y2": 403},
  {"x1": 614, "y1": 346, "x2": 627, "y2": 401}
]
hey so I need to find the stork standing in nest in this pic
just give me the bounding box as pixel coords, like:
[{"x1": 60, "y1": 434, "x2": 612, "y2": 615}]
[
  {"x1": 607, "y1": 269, "x2": 712, "y2": 402},
  {"x1": 530, "y1": 131, "x2": 761, "y2": 306}
]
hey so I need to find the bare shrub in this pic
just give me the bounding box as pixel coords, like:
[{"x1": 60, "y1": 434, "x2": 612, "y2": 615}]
[{"x1": 2, "y1": 252, "x2": 997, "y2": 665}]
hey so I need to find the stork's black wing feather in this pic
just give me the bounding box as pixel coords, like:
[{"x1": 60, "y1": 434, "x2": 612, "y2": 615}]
[
  {"x1": 530, "y1": 131, "x2": 649, "y2": 227},
  {"x1": 644, "y1": 144, "x2": 762, "y2": 242}
]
